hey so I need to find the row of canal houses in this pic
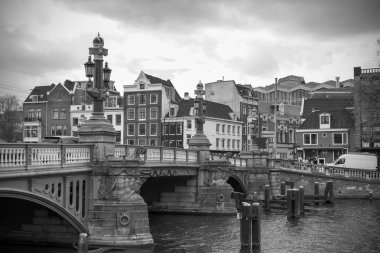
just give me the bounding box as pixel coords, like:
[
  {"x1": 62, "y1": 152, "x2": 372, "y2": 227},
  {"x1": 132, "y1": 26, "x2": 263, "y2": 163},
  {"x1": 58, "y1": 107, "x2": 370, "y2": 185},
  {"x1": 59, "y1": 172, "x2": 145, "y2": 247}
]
[{"x1": 22, "y1": 68, "x2": 380, "y2": 163}]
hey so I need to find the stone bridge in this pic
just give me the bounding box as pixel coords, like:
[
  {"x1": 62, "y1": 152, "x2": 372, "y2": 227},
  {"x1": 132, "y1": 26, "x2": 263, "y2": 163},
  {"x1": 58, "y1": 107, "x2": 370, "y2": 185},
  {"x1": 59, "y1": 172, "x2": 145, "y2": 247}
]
[{"x1": 0, "y1": 143, "x2": 270, "y2": 247}]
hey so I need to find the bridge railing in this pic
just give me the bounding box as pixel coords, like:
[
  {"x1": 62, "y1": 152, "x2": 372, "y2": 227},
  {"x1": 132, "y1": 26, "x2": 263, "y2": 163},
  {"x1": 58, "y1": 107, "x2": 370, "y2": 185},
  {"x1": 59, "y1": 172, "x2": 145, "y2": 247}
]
[
  {"x1": 270, "y1": 158, "x2": 380, "y2": 180},
  {"x1": 0, "y1": 143, "x2": 92, "y2": 169},
  {"x1": 115, "y1": 145, "x2": 199, "y2": 164}
]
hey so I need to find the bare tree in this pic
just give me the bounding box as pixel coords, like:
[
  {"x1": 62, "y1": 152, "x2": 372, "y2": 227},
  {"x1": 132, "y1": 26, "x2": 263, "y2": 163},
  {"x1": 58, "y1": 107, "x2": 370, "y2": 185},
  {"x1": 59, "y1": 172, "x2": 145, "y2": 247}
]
[{"x1": 0, "y1": 95, "x2": 22, "y2": 142}]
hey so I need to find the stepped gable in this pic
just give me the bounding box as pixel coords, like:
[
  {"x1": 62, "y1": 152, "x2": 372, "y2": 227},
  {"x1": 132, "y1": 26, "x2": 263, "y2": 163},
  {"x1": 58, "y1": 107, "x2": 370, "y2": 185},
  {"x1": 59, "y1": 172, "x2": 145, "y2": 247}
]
[{"x1": 176, "y1": 99, "x2": 233, "y2": 120}]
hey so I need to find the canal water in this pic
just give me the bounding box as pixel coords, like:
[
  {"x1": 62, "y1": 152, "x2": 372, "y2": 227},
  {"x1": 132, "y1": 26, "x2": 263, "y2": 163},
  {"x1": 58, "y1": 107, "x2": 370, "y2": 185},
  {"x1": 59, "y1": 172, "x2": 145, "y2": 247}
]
[{"x1": 1, "y1": 199, "x2": 380, "y2": 253}]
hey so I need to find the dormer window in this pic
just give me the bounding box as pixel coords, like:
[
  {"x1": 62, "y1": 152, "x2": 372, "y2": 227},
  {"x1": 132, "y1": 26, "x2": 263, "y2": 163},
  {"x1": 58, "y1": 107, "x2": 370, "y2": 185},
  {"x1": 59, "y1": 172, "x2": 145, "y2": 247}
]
[
  {"x1": 139, "y1": 82, "x2": 145, "y2": 89},
  {"x1": 31, "y1": 95, "x2": 38, "y2": 102},
  {"x1": 169, "y1": 107, "x2": 175, "y2": 117},
  {"x1": 320, "y1": 113, "x2": 331, "y2": 129}
]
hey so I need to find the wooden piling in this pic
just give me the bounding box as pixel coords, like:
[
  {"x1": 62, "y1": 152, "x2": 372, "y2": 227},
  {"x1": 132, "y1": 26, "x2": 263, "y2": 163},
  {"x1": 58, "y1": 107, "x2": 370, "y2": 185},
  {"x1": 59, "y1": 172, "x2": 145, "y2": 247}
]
[
  {"x1": 280, "y1": 181, "x2": 286, "y2": 195},
  {"x1": 314, "y1": 182, "x2": 319, "y2": 206},
  {"x1": 77, "y1": 233, "x2": 88, "y2": 253},
  {"x1": 299, "y1": 186, "x2": 305, "y2": 215},
  {"x1": 264, "y1": 185, "x2": 270, "y2": 212},
  {"x1": 369, "y1": 190, "x2": 373, "y2": 200},
  {"x1": 241, "y1": 202, "x2": 252, "y2": 250},
  {"x1": 287, "y1": 189, "x2": 300, "y2": 218},
  {"x1": 324, "y1": 181, "x2": 334, "y2": 204},
  {"x1": 251, "y1": 203, "x2": 261, "y2": 248}
]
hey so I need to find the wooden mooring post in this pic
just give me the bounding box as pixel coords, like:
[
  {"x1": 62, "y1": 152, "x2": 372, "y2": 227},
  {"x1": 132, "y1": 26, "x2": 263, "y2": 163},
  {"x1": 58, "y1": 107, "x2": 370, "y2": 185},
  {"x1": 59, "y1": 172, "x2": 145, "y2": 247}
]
[
  {"x1": 287, "y1": 189, "x2": 300, "y2": 219},
  {"x1": 264, "y1": 184, "x2": 270, "y2": 212},
  {"x1": 324, "y1": 181, "x2": 334, "y2": 204},
  {"x1": 314, "y1": 182, "x2": 320, "y2": 205},
  {"x1": 299, "y1": 186, "x2": 305, "y2": 215},
  {"x1": 231, "y1": 192, "x2": 261, "y2": 250}
]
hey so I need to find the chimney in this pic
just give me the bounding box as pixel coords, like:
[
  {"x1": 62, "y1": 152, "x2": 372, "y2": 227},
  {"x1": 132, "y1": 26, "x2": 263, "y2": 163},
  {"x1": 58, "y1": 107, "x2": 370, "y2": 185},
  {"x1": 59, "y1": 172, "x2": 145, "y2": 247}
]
[
  {"x1": 335, "y1": 76, "x2": 340, "y2": 88},
  {"x1": 184, "y1": 92, "x2": 190, "y2": 100}
]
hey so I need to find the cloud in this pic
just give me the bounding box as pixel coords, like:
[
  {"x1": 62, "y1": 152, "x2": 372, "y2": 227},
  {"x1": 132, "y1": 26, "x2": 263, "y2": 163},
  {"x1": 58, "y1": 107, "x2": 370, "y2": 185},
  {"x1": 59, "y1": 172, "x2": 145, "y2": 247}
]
[{"x1": 58, "y1": 0, "x2": 380, "y2": 38}]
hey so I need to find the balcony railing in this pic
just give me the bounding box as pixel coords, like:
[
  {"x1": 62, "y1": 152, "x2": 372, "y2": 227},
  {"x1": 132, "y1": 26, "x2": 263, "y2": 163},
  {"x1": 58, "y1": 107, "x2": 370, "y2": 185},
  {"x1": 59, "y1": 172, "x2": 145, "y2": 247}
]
[
  {"x1": 115, "y1": 145, "x2": 199, "y2": 164},
  {"x1": 209, "y1": 153, "x2": 248, "y2": 168},
  {"x1": 269, "y1": 158, "x2": 380, "y2": 180},
  {"x1": 0, "y1": 143, "x2": 92, "y2": 169}
]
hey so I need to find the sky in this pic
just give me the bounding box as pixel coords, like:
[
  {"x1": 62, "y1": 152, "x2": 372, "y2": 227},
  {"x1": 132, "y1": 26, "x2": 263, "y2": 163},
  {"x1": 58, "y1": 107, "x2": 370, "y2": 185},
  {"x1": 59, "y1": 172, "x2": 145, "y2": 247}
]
[{"x1": 0, "y1": 0, "x2": 379, "y2": 102}]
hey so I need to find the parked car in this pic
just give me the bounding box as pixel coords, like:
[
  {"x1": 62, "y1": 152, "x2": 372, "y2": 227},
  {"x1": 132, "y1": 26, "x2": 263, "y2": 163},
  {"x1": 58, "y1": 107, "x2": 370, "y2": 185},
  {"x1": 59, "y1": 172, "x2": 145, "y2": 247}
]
[
  {"x1": 42, "y1": 136, "x2": 79, "y2": 144},
  {"x1": 327, "y1": 153, "x2": 378, "y2": 170}
]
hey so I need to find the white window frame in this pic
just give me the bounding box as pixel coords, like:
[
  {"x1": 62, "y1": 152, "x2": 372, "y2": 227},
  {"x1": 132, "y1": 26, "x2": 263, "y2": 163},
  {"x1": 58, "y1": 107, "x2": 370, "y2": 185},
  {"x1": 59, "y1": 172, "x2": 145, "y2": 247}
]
[
  {"x1": 332, "y1": 133, "x2": 348, "y2": 145},
  {"x1": 127, "y1": 108, "x2": 135, "y2": 120},
  {"x1": 150, "y1": 107, "x2": 158, "y2": 119},
  {"x1": 139, "y1": 108, "x2": 146, "y2": 120},
  {"x1": 150, "y1": 123, "x2": 157, "y2": 136},
  {"x1": 150, "y1": 93, "x2": 158, "y2": 104},
  {"x1": 303, "y1": 133, "x2": 318, "y2": 145},
  {"x1": 127, "y1": 124, "x2": 135, "y2": 136},
  {"x1": 138, "y1": 123, "x2": 146, "y2": 136},
  {"x1": 320, "y1": 113, "x2": 331, "y2": 129},
  {"x1": 127, "y1": 95, "x2": 135, "y2": 105}
]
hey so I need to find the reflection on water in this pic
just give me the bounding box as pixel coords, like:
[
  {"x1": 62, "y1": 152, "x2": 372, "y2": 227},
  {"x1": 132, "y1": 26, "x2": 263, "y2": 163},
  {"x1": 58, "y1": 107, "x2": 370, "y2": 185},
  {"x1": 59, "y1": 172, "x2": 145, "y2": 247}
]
[{"x1": 1, "y1": 200, "x2": 380, "y2": 253}]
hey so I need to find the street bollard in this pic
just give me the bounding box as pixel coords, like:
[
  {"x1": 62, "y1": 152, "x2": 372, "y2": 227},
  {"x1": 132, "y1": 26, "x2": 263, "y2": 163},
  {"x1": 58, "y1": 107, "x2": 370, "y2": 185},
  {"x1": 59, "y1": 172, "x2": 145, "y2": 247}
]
[
  {"x1": 264, "y1": 185, "x2": 270, "y2": 212},
  {"x1": 77, "y1": 233, "x2": 88, "y2": 253},
  {"x1": 287, "y1": 189, "x2": 300, "y2": 219},
  {"x1": 299, "y1": 186, "x2": 305, "y2": 215},
  {"x1": 314, "y1": 182, "x2": 320, "y2": 205},
  {"x1": 241, "y1": 202, "x2": 252, "y2": 250},
  {"x1": 251, "y1": 203, "x2": 261, "y2": 248},
  {"x1": 324, "y1": 181, "x2": 334, "y2": 204},
  {"x1": 281, "y1": 181, "x2": 286, "y2": 195}
]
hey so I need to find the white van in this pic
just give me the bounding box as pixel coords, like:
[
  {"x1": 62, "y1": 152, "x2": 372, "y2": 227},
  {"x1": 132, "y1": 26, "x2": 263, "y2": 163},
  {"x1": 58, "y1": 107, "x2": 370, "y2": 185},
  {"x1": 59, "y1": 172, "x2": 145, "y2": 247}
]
[{"x1": 328, "y1": 153, "x2": 378, "y2": 170}]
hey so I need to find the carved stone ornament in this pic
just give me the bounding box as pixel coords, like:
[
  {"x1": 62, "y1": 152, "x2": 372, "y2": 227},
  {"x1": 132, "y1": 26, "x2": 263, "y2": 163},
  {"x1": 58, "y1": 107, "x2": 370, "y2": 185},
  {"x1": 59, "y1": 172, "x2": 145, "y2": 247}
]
[
  {"x1": 98, "y1": 175, "x2": 146, "y2": 202},
  {"x1": 360, "y1": 73, "x2": 380, "y2": 81},
  {"x1": 89, "y1": 47, "x2": 108, "y2": 57}
]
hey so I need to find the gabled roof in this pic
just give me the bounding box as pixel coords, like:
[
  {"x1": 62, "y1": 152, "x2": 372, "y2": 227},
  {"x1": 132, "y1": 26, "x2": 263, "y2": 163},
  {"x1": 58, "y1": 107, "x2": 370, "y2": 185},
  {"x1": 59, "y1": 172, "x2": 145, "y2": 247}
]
[
  {"x1": 258, "y1": 101, "x2": 301, "y2": 117},
  {"x1": 144, "y1": 73, "x2": 181, "y2": 101},
  {"x1": 176, "y1": 99, "x2": 234, "y2": 120},
  {"x1": 302, "y1": 97, "x2": 354, "y2": 118},
  {"x1": 24, "y1": 84, "x2": 55, "y2": 102},
  {"x1": 299, "y1": 109, "x2": 354, "y2": 130}
]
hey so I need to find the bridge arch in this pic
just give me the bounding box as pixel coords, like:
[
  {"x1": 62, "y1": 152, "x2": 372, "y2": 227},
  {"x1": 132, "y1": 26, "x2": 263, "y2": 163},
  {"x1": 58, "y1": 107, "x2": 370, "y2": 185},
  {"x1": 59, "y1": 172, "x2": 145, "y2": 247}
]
[
  {"x1": 0, "y1": 188, "x2": 87, "y2": 233},
  {"x1": 226, "y1": 175, "x2": 248, "y2": 196}
]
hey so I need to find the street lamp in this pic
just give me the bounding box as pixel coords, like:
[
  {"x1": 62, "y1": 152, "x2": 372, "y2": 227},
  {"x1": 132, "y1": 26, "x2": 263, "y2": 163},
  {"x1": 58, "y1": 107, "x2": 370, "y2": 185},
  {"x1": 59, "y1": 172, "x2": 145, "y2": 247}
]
[
  {"x1": 273, "y1": 78, "x2": 278, "y2": 159},
  {"x1": 103, "y1": 62, "x2": 112, "y2": 89}
]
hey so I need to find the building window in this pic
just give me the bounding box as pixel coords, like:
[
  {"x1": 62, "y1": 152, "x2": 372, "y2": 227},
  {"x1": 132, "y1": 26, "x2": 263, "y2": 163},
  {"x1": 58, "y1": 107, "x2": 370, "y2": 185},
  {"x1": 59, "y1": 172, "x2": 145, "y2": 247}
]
[
  {"x1": 127, "y1": 124, "x2": 135, "y2": 136},
  {"x1": 60, "y1": 108, "x2": 66, "y2": 119},
  {"x1": 36, "y1": 109, "x2": 41, "y2": 120},
  {"x1": 140, "y1": 83, "x2": 145, "y2": 90},
  {"x1": 139, "y1": 94, "x2": 146, "y2": 105},
  {"x1": 116, "y1": 114, "x2": 121, "y2": 125},
  {"x1": 221, "y1": 139, "x2": 225, "y2": 148},
  {"x1": 150, "y1": 123, "x2": 157, "y2": 136},
  {"x1": 24, "y1": 125, "x2": 38, "y2": 138},
  {"x1": 232, "y1": 139, "x2": 235, "y2": 149},
  {"x1": 320, "y1": 113, "x2": 331, "y2": 129},
  {"x1": 139, "y1": 123, "x2": 146, "y2": 136},
  {"x1": 139, "y1": 108, "x2": 146, "y2": 120},
  {"x1": 216, "y1": 124, "x2": 220, "y2": 133},
  {"x1": 127, "y1": 108, "x2": 135, "y2": 120},
  {"x1": 222, "y1": 124, "x2": 226, "y2": 134},
  {"x1": 170, "y1": 107, "x2": 175, "y2": 117},
  {"x1": 237, "y1": 126, "x2": 240, "y2": 135},
  {"x1": 232, "y1": 126, "x2": 236, "y2": 135},
  {"x1": 115, "y1": 131, "x2": 121, "y2": 143},
  {"x1": 127, "y1": 139, "x2": 134, "y2": 145},
  {"x1": 53, "y1": 108, "x2": 59, "y2": 119},
  {"x1": 169, "y1": 123, "x2": 176, "y2": 135},
  {"x1": 150, "y1": 107, "x2": 158, "y2": 119},
  {"x1": 127, "y1": 95, "x2": 135, "y2": 105},
  {"x1": 138, "y1": 139, "x2": 146, "y2": 145},
  {"x1": 227, "y1": 125, "x2": 231, "y2": 134},
  {"x1": 187, "y1": 120, "x2": 192, "y2": 129},
  {"x1": 243, "y1": 125, "x2": 246, "y2": 135},
  {"x1": 227, "y1": 139, "x2": 231, "y2": 148},
  {"x1": 242, "y1": 105, "x2": 246, "y2": 115},
  {"x1": 56, "y1": 125, "x2": 62, "y2": 135},
  {"x1": 216, "y1": 138, "x2": 220, "y2": 148},
  {"x1": 303, "y1": 133, "x2": 318, "y2": 145},
  {"x1": 150, "y1": 139, "x2": 157, "y2": 146},
  {"x1": 186, "y1": 134, "x2": 191, "y2": 144},
  {"x1": 107, "y1": 115, "x2": 112, "y2": 124},
  {"x1": 237, "y1": 140, "x2": 240, "y2": 149},
  {"x1": 333, "y1": 133, "x2": 348, "y2": 145},
  {"x1": 73, "y1": 117, "x2": 79, "y2": 126},
  {"x1": 322, "y1": 133, "x2": 328, "y2": 138},
  {"x1": 28, "y1": 109, "x2": 35, "y2": 121},
  {"x1": 176, "y1": 124, "x2": 182, "y2": 135},
  {"x1": 177, "y1": 140, "x2": 183, "y2": 148},
  {"x1": 150, "y1": 93, "x2": 158, "y2": 104}
]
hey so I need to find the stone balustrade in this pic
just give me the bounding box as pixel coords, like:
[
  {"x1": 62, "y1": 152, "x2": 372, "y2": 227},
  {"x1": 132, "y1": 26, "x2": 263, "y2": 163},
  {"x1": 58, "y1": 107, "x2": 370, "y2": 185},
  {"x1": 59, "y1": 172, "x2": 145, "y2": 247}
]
[
  {"x1": 0, "y1": 144, "x2": 92, "y2": 169},
  {"x1": 114, "y1": 145, "x2": 199, "y2": 163},
  {"x1": 270, "y1": 158, "x2": 380, "y2": 180}
]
